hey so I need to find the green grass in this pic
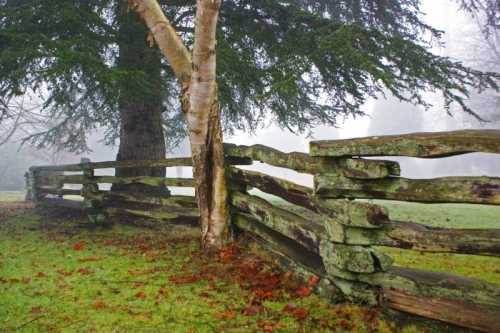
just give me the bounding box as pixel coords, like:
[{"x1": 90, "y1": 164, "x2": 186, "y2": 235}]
[
  {"x1": 0, "y1": 191, "x2": 25, "y2": 202},
  {"x1": 366, "y1": 199, "x2": 500, "y2": 229},
  {"x1": 362, "y1": 200, "x2": 500, "y2": 284},
  {"x1": 0, "y1": 195, "x2": 411, "y2": 333}
]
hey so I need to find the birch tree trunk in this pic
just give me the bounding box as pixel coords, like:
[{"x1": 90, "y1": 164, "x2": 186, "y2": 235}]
[{"x1": 133, "y1": 0, "x2": 229, "y2": 247}]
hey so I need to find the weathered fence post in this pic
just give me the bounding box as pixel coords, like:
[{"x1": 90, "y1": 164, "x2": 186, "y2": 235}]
[
  {"x1": 81, "y1": 165, "x2": 104, "y2": 223},
  {"x1": 24, "y1": 171, "x2": 35, "y2": 201}
]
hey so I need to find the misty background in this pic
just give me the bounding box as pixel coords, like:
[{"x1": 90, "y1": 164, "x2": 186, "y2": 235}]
[{"x1": 1, "y1": 0, "x2": 499, "y2": 191}]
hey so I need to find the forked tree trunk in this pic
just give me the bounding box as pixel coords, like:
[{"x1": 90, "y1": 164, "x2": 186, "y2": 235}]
[{"x1": 134, "y1": 0, "x2": 229, "y2": 247}]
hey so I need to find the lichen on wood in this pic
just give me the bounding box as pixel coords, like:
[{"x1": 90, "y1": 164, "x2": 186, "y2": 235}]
[
  {"x1": 310, "y1": 130, "x2": 500, "y2": 157},
  {"x1": 352, "y1": 221, "x2": 499, "y2": 256},
  {"x1": 230, "y1": 191, "x2": 324, "y2": 252},
  {"x1": 340, "y1": 158, "x2": 400, "y2": 178},
  {"x1": 318, "y1": 199, "x2": 388, "y2": 228},
  {"x1": 319, "y1": 240, "x2": 394, "y2": 274},
  {"x1": 224, "y1": 143, "x2": 338, "y2": 174},
  {"x1": 314, "y1": 174, "x2": 500, "y2": 204}
]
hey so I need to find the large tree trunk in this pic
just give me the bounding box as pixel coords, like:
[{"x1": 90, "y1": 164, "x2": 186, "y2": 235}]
[
  {"x1": 134, "y1": 0, "x2": 229, "y2": 247},
  {"x1": 185, "y1": 0, "x2": 229, "y2": 247},
  {"x1": 112, "y1": 2, "x2": 169, "y2": 196}
]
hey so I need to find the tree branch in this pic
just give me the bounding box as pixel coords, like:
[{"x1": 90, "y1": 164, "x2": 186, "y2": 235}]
[{"x1": 133, "y1": 0, "x2": 192, "y2": 88}]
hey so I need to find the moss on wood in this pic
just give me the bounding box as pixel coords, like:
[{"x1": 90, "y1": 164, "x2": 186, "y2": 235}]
[
  {"x1": 314, "y1": 174, "x2": 500, "y2": 204},
  {"x1": 310, "y1": 130, "x2": 500, "y2": 157}
]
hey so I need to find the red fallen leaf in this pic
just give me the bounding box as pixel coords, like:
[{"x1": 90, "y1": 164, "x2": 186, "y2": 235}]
[
  {"x1": 73, "y1": 243, "x2": 85, "y2": 250},
  {"x1": 77, "y1": 267, "x2": 91, "y2": 275},
  {"x1": 199, "y1": 291, "x2": 209, "y2": 297},
  {"x1": 8, "y1": 278, "x2": 20, "y2": 282},
  {"x1": 255, "y1": 290, "x2": 274, "y2": 299},
  {"x1": 56, "y1": 269, "x2": 72, "y2": 276},
  {"x1": 243, "y1": 305, "x2": 264, "y2": 316},
  {"x1": 139, "y1": 244, "x2": 150, "y2": 250},
  {"x1": 276, "y1": 321, "x2": 286, "y2": 328},
  {"x1": 92, "y1": 300, "x2": 105, "y2": 308},
  {"x1": 449, "y1": 278, "x2": 456, "y2": 285},
  {"x1": 293, "y1": 309, "x2": 309, "y2": 318},
  {"x1": 127, "y1": 270, "x2": 140, "y2": 277},
  {"x1": 135, "y1": 291, "x2": 146, "y2": 299},
  {"x1": 21, "y1": 276, "x2": 31, "y2": 283},
  {"x1": 102, "y1": 240, "x2": 113, "y2": 245},
  {"x1": 282, "y1": 303, "x2": 297, "y2": 313},
  {"x1": 258, "y1": 321, "x2": 275, "y2": 332},
  {"x1": 0, "y1": 277, "x2": 7, "y2": 283},
  {"x1": 158, "y1": 289, "x2": 168, "y2": 295},
  {"x1": 154, "y1": 301, "x2": 160, "y2": 306},
  {"x1": 30, "y1": 305, "x2": 41, "y2": 313},
  {"x1": 309, "y1": 275, "x2": 319, "y2": 286},
  {"x1": 220, "y1": 310, "x2": 236, "y2": 319},
  {"x1": 219, "y1": 243, "x2": 243, "y2": 260},
  {"x1": 168, "y1": 274, "x2": 200, "y2": 285},
  {"x1": 294, "y1": 286, "x2": 310, "y2": 297},
  {"x1": 284, "y1": 271, "x2": 292, "y2": 279},
  {"x1": 78, "y1": 257, "x2": 102, "y2": 262}
]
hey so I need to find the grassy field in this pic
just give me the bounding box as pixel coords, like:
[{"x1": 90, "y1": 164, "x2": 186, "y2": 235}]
[
  {"x1": 0, "y1": 192, "x2": 418, "y2": 333},
  {"x1": 365, "y1": 199, "x2": 500, "y2": 284}
]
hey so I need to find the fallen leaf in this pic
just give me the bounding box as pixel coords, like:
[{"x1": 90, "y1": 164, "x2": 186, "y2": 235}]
[
  {"x1": 294, "y1": 286, "x2": 310, "y2": 297},
  {"x1": 255, "y1": 289, "x2": 274, "y2": 299},
  {"x1": 258, "y1": 321, "x2": 275, "y2": 332},
  {"x1": 243, "y1": 305, "x2": 264, "y2": 316},
  {"x1": 158, "y1": 289, "x2": 168, "y2": 295},
  {"x1": 282, "y1": 303, "x2": 297, "y2": 313},
  {"x1": 139, "y1": 244, "x2": 150, "y2": 250},
  {"x1": 127, "y1": 270, "x2": 140, "y2": 276},
  {"x1": 92, "y1": 300, "x2": 105, "y2": 308},
  {"x1": 56, "y1": 269, "x2": 72, "y2": 276},
  {"x1": 77, "y1": 267, "x2": 92, "y2": 275},
  {"x1": 309, "y1": 275, "x2": 319, "y2": 286},
  {"x1": 135, "y1": 291, "x2": 146, "y2": 299},
  {"x1": 73, "y1": 243, "x2": 85, "y2": 251},
  {"x1": 293, "y1": 309, "x2": 309, "y2": 318},
  {"x1": 21, "y1": 276, "x2": 30, "y2": 283},
  {"x1": 36, "y1": 272, "x2": 48, "y2": 277},
  {"x1": 221, "y1": 310, "x2": 236, "y2": 319},
  {"x1": 30, "y1": 306, "x2": 41, "y2": 313},
  {"x1": 102, "y1": 240, "x2": 113, "y2": 245}
]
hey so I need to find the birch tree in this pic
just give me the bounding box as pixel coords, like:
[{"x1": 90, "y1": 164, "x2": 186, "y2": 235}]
[{"x1": 130, "y1": 0, "x2": 228, "y2": 247}]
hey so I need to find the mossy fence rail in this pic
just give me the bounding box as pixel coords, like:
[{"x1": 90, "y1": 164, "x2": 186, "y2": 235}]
[{"x1": 26, "y1": 130, "x2": 499, "y2": 332}]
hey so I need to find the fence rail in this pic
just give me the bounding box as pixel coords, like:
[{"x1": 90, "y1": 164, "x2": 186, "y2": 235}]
[{"x1": 26, "y1": 130, "x2": 500, "y2": 332}]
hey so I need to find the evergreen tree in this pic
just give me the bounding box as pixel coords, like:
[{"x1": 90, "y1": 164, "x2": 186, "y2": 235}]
[{"x1": 2, "y1": 1, "x2": 500, "y2": 244}]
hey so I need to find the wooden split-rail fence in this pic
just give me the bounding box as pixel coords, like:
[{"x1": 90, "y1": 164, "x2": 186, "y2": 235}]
[{"x1": 25, "y1": 130, "x2": 500, "y2": 332}]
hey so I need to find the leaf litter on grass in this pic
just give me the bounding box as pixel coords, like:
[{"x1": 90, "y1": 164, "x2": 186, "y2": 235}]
[{"x1": 0, "y1": 200, "x2": 418, "y2": 332}]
